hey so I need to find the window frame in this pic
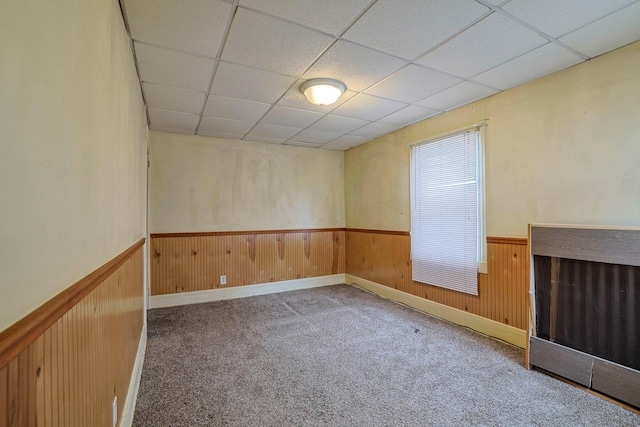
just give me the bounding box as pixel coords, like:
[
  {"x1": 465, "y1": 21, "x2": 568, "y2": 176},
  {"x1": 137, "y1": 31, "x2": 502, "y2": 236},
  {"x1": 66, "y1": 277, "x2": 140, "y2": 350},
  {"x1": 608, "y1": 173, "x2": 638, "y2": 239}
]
[{"x1": 409, "y1": 123, "x2": 487, "y2": 296}]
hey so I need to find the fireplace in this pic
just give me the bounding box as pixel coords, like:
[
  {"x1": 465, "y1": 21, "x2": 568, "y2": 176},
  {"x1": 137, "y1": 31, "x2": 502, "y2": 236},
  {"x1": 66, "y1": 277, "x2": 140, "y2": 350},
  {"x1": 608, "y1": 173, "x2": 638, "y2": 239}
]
[{"x1": 528, "y1": 224, "x2": 640, "y2": 409}]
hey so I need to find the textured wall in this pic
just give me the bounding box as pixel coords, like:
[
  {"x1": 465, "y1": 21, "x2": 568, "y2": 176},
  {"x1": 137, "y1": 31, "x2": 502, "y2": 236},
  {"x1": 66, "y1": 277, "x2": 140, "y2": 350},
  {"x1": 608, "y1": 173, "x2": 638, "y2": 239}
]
[
  {"x1": 345, "y1": 41, "x2": 640, "y2": 237},
  {"x1": 0, "y1": 0, "x2": 147, "y2": 331},
  {"x1": 149, "y1": 132, "x2": 345, "y2": 233}
]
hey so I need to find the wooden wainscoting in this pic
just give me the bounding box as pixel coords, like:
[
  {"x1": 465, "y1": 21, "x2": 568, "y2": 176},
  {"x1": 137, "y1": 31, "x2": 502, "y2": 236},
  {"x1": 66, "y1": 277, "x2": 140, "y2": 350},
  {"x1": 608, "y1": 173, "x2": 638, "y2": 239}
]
[
  {"x1": 0, "y1": 240, "x2": 145, "y2": 427},
  {"x1": 345, "y1": 230, "x2": 529, "y2": 330},
  {"x1": 150, "y1": 229, "x2": 345, "y2": 296}
]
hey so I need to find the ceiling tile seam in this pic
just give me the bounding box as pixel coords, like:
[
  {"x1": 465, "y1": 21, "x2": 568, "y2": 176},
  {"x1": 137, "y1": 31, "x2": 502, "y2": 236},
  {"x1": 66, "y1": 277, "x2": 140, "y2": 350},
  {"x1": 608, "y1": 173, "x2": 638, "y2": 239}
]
[
  {"x1": 286, "y1": 118, "x2": 369, "y2": 146},
  {"x1": 235, "y1": 4, "x2": 351, "y2": 39},
  {"x1": 359, "y1": 61, "x2": 501, "y2": 103},
  {"x1": 551, "y1": 0, "x2": 640, "y2": 53},
  {"x1": 221, "y1": 6, "x2": 348, "y2": 89},
  {"x1": 195, "y1": 0, "x2": 240, "y2": 136},
  {"x1": 463, "y1": 41, "x2": 582, "y2": 87},
  {"x1": 324, "y1": 37, "x2": 478, "y2": 86},
  {"x1": 409, "y1": 10, "x2": 495, "y2": 63},
  {"x1": 269, "y1": 2, "x2": 384, "y2": 83},
  {"x1": 118, "y1": 0, "x2": 151, "y2": 128},
  {"x1": 332, "y1": 0, "x2": 380, "y2": 38},
  {"x1": 131, "y1": 40, "x2": 220, "y2": 61},
  {"x1": 237, "y1": 21, "x2": 374, "y2": 144},
  {"x1": 477, "y1": 1, "x2": 591, "y2": 60},
  {"x1": 143, "y1": 81, "x2": 207, "y2": 96}
]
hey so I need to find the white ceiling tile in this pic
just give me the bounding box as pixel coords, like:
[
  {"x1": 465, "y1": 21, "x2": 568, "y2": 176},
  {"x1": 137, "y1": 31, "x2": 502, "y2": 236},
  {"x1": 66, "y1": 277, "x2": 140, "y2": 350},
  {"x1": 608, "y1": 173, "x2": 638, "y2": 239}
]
[
  {"x1": 559, "y1": 2, "x2": 640, "y2": 58},
  {"x1": 416, "y1": 81, "x2": 499, "y2": 111},
  {"x1": 416, "y1": 13, "x2": 547, "y2": 78},
  {"x1": 135, "y1": 43, "x2": 215, "y2": 91},
  {"x1": 290, "y1": 129, "x2": 342, "y2": 144},
  {"x1": 308, "y1": 115, "x2": 369, "y2": 133},
  {"x1": 244, "y1": 136, "x2": 286, "y2": 145},
  {"x1": 211, "y1": 62, "x2": 295, "y2": 104},
  {"x1": 471, "y1": 43, "x2": 584, "y2": 90},
  {"x1": 148, "y1": 108, "x2": 200, "y2": 129},
  {"x1": 221, "y1": 8, "x2": 334, "y2": 76},
  {"x1": 203, "y1": 95, "x2": 271, "y2": 122},
  {"x1": 302, "y1": 41, "x2": 407, "y2": 92},
  {"x1": 502, "y1": 0, "x2": 637, "y2": 38},
  {"x1": 284, "y1": 141, "x2": 323, "y2": 148},
  {"x1": 239, "y1": 0, "x2": 371, "y2": 36},
  {"x1": 277, "y1": 82, "x2": 357, "y2": 112},
  {"x1": 365, "y1": 64, "x2": 462, "y2": 103},
  {"x1": 378, "y1": 105, "x2": 442, "y2": 126},
  {"x1": 150, "y1": 125, "x2": 195, "y2": 135},
  {"x1": 350, "y1": 122, "x2": 401, "y2": 138},
  {"x1": 123, "y1": 0, "x2": 231, "y2": 56},
  {"x1": 259, "y1": 106, "x2": 324, "y2": 128},
  {"x1": 328, "y1": 135, "x2": 372, "y2": 147},
  {"x1": 142, "y1": 83, "x2": 205, "y2": 114},
  {"x1": 343, "y1": 0, "x2": 490, "y2": 59},
  {"x1": 333, "y1": 94, "x2": 407, "y2": 121},
  {"x1": 246, "y1": 123, "x2": 302, "y2": 140},
  {"x1": 199, "y1": 116, "x2": 254, "y2": 135}
]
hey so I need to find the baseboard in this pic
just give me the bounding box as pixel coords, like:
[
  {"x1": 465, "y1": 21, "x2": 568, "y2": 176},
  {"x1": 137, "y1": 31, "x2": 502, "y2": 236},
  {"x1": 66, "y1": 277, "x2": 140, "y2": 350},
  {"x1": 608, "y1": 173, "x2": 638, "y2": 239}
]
[
  {"x1": 149, "y1": 274, "x2": 347, "y2": 309},
  {"x1": 345, "y1": 274, "x2": 527, "y2": 348},
  {"x1": 121, "y1": 324, "x2": 147, "y2": 427}
]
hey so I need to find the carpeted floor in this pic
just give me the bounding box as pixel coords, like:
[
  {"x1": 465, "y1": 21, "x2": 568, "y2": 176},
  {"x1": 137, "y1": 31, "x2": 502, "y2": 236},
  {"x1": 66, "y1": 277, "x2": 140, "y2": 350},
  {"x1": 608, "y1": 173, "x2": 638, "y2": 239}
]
[{"x1": 133, "y1": 284, "x2": 640, "y2": 426}]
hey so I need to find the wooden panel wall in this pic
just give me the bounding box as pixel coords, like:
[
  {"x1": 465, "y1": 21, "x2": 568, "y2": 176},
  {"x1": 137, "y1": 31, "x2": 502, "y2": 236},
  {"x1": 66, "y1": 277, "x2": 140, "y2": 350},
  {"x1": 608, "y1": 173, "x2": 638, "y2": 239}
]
[
  {"x1": 151, "y1": 230, "x2": 345, "y2": 296},
  {"x1": 346, "y1": 230, "x2": 529, "y2": 330},
  {"x1": 0, "y1": 244, "x2": 144, "y2": 427}
]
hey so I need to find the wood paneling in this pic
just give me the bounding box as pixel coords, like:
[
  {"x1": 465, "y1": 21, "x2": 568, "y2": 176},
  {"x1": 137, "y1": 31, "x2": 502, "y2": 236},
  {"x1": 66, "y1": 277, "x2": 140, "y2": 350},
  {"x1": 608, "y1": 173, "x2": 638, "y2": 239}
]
[
  {"x1": 151, "y1": 230, "x2": 345, "y2": 296},
  {"x1": 531, "y1": 225, "x2": 640, "y2": 266},
  {"x1": 0, "y1": 239, "x2": 145, "y2": 370},
  {"x1": 345, "y1": 230, "x2": 529, "y2": 330},
  {"x1": 487, "y1": 236, "x2": 528, "y2": 245},
  {"x1": 592, "y1": 358, "x2": 640, "y2": 409},
  {"x1": 529, "y1": 336, "x2": 594, "y2": 387},
  {"x1": 0, "y1": 242, "x2": 144, "y2": 427}
]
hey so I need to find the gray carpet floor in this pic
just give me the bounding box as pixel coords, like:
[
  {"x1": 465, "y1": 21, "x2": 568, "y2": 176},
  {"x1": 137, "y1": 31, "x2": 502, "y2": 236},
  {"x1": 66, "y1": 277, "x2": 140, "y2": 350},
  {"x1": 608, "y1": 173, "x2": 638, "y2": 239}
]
[{"x1": 133, "y1": 284, "x2": 640, "y2": 426}]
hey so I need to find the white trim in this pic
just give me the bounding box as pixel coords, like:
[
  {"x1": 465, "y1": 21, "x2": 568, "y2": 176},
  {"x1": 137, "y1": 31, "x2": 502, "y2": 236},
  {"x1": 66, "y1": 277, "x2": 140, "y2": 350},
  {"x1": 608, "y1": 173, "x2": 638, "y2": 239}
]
[
  {"x1": 149, "y1": 274, "x2": 346, "y2": 309},
  {"x1": 407, "y1": 121, "x2": 487, "y2": 148},
  {"x1": 345, "y1": 274, "x2": 527, "y2": 348},
  {"x1": 121, "y1": 324, "x2": 147, "y2": 427}
]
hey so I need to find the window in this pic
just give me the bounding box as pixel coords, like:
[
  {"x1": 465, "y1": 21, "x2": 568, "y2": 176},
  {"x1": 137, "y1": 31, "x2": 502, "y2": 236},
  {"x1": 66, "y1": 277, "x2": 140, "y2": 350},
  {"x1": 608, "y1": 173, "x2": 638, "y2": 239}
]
[{"x1": 410, "y1": 126, "x2": 486, "y2": 295}]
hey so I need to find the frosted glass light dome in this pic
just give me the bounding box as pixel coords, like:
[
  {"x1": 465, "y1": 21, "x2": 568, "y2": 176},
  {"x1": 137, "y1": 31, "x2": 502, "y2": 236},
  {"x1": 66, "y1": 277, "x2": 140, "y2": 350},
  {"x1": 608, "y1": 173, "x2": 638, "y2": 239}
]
[{"x1": 300, "y1": 79, "x2": 346, "y2": 106}]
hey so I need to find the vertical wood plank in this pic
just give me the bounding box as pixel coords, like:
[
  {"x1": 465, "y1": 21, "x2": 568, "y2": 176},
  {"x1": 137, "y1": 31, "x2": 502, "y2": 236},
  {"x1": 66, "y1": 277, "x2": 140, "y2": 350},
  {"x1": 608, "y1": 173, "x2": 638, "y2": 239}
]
[
  {"x1": 7, "y1": 357, "x2": 21, "y2": 427},
  {"x1": 345, "y1": 230, "x2": 529, "y2": 331},
  {"x1": 0, "y1": 244, "x2": 144, "y2": 427},
  {"x1": 0, "y1": 364, "x2": 7, "y2": 427}
]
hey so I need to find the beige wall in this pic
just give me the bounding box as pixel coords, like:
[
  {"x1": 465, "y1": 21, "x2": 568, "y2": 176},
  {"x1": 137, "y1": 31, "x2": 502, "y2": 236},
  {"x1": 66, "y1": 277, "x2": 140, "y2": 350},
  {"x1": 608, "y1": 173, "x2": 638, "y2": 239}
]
[
  {"x1": 149, "y1": 132, "x2": 345, "y2": 232},
  {"x1": 0, "y1": 0, "x2": 147, "y2": 332},
  {"x1": 345, "y1": 41, "x2": 640, "y2": 237}
]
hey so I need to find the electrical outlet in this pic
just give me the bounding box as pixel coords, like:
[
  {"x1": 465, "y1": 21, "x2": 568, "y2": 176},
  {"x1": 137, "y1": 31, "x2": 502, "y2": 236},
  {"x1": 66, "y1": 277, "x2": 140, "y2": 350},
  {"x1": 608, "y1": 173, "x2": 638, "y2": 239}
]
[
  {"x1": 220, "y1": 275, "x2": 227, "y2": 285},
  {"x1": 112, "y1": 396, "x2": 118, "y2": 427}
]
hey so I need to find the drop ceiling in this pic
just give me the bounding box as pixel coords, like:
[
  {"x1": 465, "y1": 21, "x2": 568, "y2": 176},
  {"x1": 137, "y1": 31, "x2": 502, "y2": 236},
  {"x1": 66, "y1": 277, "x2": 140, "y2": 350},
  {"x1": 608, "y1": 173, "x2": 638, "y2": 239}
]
[{"x1": 120, "y1": 0, "x2": 640, "y2": 151}]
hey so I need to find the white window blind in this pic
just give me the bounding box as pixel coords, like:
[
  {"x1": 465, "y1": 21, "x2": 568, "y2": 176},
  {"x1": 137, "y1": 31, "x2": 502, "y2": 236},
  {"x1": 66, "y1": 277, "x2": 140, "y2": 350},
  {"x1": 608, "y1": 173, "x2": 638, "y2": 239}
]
[{"x1": 410, "y1": 129, "x2": 479, "y2": 295}]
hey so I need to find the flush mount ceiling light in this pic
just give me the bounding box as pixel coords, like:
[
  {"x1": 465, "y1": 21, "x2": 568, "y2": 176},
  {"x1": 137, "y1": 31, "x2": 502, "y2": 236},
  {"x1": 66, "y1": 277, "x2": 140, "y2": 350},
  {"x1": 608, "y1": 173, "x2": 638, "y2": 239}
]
[{"x1": 300, "y1": 78, "x2": 346, "y2": 106}]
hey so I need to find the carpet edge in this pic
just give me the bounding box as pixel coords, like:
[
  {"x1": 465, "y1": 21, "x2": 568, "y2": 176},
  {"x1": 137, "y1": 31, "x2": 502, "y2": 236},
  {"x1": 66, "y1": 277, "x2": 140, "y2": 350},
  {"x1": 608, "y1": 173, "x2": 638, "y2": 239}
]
[
  {"x1": 149, "y1": 274, "x2": 347, "y2": 309},
  {"x1": 345, "y1": 274, "x2": 527, "y2": 348}
]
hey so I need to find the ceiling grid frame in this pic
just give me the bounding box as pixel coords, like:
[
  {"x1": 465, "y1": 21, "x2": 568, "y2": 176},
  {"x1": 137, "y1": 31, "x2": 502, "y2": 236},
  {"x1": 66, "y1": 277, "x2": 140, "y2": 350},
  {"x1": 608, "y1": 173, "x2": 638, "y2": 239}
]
[{"x1": 120, "y1": 0, "x2": 640, "y2": 150}]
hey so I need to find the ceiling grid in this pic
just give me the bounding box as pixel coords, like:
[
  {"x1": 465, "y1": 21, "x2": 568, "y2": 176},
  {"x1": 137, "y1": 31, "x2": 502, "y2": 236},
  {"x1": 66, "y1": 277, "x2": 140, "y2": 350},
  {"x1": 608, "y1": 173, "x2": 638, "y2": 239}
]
[{"x1": 121, "y1": 0, "x2": 640, "y2": 150}]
